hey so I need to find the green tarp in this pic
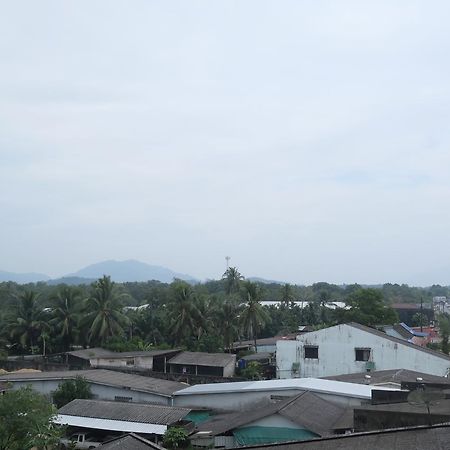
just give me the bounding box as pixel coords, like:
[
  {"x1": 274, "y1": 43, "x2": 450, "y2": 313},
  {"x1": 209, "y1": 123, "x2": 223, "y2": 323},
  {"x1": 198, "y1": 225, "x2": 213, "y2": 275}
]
[
  {"x1": 185, "y1": 411, "x2": 211, "y2": 425},
  {"x1": 233, "y1": 426, "x2": 318, "y2": 445}
]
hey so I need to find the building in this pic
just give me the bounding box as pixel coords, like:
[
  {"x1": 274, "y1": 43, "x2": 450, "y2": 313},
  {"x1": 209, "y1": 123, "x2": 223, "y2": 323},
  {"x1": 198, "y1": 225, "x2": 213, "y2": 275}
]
[
  {"x1": 190, "y1": 392, "x2": 352, "y2": 448},
  {"x1": 167, "y1": 352, "x2": 236, "y2": 378},
  {"x1": 382, "y1": 322, "x2": 431, "y2": 347},
  {"x1": 100, "y1": 433, "x2": 166, "y2": 449},
  {"x1": 276, "y1": 323, "x2": 450, "y2": 379},
  {"x1": 173, "y1": 377, "x2": 399, "y2": 410},
  {"x1": 66, "y1": 348, "x2": 180, "y2": 372},
  {"x1": 56, "y1": 399, "x2": 192, "y2": 437},
  {"x1": 0, "y1": 369, "x2": 186, "y2": 405},
  {"x1": 391, "y1": 303, "x2": 434, "y2": 325},
  {"x1": 236, "y1": 423, "x2": 450, "y2": 450}
]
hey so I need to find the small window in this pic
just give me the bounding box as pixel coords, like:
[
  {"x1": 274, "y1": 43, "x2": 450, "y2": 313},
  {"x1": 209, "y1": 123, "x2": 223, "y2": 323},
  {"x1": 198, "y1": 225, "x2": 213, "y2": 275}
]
[
  {"x1": 304, "y1": 346, "x2": 319, "y2": 359},
  {"x1": 355, "y1": 348, "x2": 371, "y2": 361},
  {"x1": 115, "y1": 396, "x2": 132, "y2": 402}
]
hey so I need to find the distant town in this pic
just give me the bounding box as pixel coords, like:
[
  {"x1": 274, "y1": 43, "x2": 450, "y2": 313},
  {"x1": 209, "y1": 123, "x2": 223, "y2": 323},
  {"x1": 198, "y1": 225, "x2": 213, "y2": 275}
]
[{"x1": 2, "y1": 266, "x2": 450, "y2": 449}]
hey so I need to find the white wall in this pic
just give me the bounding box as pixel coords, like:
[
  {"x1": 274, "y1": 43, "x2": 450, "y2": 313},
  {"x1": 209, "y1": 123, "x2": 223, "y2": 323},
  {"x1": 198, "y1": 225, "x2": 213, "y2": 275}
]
[{"x1": 276, "y1": 324, "x2": 450, "y2": 379}]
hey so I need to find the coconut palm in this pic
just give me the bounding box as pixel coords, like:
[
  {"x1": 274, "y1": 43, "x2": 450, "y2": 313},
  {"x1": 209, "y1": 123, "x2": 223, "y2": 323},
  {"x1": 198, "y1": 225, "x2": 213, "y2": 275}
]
[
  {"x1": 239, "y1": 281, "x2": 270, "y2": 352},
  {"x1": 84, "y1": 276, "x2": 130, "y2": 346},
  {"x1": 216, "y1": 300, "x2": 241, "y2": 351},
  {"x1": 222, "y1": 267, "x2": 244, "y2": 296},
  {"x1": 9, "y1": 291, "x2": 49, "y2": 353},
  {"x1": 50, "y1": 286, "x2": 82, "y2": 351},
  {"x1": 166, "y1": 281, "x2": 203, "y2": 346}
]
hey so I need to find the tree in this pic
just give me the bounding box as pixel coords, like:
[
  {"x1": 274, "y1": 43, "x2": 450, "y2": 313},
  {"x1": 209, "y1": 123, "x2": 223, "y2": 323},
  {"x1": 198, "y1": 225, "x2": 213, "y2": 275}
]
[
  {"x1": 222, "y1": 267, "x2": 244, "y2": 296},
  {"x1": 216, "y1": 300, "x2": 241, "y2": 351},
  {"x1": 0, "y1": 387, "x2": 62, "y2": 450},
  {"x1": 438, "y1": 314, "x2": 450, "y2": 355},
  {"x1": 84, "y1": 276, "x2": 130, "y2": 346},
  {"x1": 241, "y1": 361, "x2": 263, "y2": 380},
  {"x1": 50, "y1": 286, "x2": 82, "y2": 351},
  {"x1": 52, "y1": 376, "x2": 93, "y2": 408},
  {"x1": 279, "y1": 283, "x2": 294, "y2": 306},
  {"x1": 336, "y1": 288, "x2": 398, "y2": 326},
  {"x1": 166, "y1": 282, "x2": 202, "y2": 346},
  {"x1": 240, "y1": 281, "x2": 271, "y2": 352},
  {"x1": 163, "y1": 427, "x2": 189, "y2": 450},
  {"x1": 9, "y1": 291, "x2": 49, "y2": 354}
]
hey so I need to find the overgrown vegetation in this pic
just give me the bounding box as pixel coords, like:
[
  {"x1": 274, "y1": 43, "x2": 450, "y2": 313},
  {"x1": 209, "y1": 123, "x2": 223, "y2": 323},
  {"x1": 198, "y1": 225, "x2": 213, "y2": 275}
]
[
  {"x1": 52, "y1": 376, "x2": 93, "y2": 408},
  {"x1": 0, "y1": 268, "x2": 441, "y2": 357}
]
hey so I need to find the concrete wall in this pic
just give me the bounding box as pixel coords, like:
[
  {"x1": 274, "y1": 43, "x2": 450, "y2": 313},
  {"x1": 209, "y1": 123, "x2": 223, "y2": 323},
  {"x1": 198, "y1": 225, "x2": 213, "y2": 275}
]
[
  {"x1": 91, "y1": 356, "x2": 154, "y2": 370},
  {"x1": 223, "y1": 357, "x2": 237, "y2": 377},
  {"x1": 276, "y1": 324, "x2": 450, "y2": 379},
  {"x1": 4, "y1": 379, "x2": 170, "y2": 405}
]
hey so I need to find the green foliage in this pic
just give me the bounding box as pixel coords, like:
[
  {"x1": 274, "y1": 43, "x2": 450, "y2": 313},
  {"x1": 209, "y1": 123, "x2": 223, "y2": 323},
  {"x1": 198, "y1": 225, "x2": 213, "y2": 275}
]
[
  {"x1": 412, "y1": 312, "x2": 428, "y2": 328},
  {"x1": 52, "y1": 376, "x2": 93, "y2": 408},
  {"x1": 222, "y1": 267, "x2": 244, "y2": 295},
  {"x1": 240, "y1": 361, "x2": 263, "y2": 380},
  {"x1": 163, "y1": 426, "x2": 189, "y2": 450},
  {"x1": 0, "y1": 386, "x2": 62, "y2": 450},
  {"x1": 438, "y1": 314, "x2": 450, "y2": 355}
]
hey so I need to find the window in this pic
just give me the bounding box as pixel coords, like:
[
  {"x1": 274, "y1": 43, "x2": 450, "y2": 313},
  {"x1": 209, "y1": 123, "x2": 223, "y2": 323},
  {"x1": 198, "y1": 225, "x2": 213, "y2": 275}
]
[
  {"x1": 304, "y1": 346, "x2": 319, "y2": 359},
  {"x1": 355, "y1": 348, "x2": 371, "y2": 361},
  {"x1": 115, "y1": 396, "x2": 132, "y2": 402}
]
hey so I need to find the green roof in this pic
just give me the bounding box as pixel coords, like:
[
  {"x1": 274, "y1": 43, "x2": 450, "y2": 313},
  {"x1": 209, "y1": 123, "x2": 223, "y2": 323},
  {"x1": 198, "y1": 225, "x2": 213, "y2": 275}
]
[{"x1": 233, "y1": 426, "x2": 318, "y2": 446}]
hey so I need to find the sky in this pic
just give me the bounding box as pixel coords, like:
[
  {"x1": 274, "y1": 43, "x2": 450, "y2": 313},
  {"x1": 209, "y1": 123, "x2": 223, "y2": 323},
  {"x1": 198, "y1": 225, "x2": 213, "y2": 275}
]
[{"x1": 1, "y1": 1, "x2": 450, "y2": 286}]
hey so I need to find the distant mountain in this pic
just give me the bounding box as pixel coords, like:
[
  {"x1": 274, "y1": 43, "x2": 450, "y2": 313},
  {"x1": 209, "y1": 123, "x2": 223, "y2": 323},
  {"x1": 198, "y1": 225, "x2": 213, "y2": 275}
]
[
  {"x1": 67, "y1": 259, "x2": 198, "y2": 283},
  {"x1": 0, "y1": 270, "x2": 50, "y2": 284},
  {"x1": 46, "y1": 276, "x2": 96, "y2": 286},
  {"x1": 248, "y1": 276, "x2": 286, "y2": 285}
]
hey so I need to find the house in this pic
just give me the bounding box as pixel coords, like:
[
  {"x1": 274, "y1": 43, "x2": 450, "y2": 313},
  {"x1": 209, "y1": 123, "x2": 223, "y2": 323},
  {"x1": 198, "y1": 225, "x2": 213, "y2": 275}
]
[
  {"x1": 167, "y1": 352, "x2": 236, "y2": 378},
  {"x1": 276, "y1": 323, "x2": 450, "y2": 379},
  {"x1": 235, "y1": 423, "x2": 450, "y2": 450},
  {"x1": 173, "y1": 377, "x2": 400, "y2": 410},
  {"x1": 0, "y1": 369, "x2": 186, "y2": 405},
  {"x1": 391, "y1": 303, "x2": 434, "y2": 325},
  {"x1": 100, "y1": 433, "x2": 166, "y2": 449},
  {"x1": 382, "y1": 322, "x2": 431, "y2": 347},
  {"x1": 66, "y1": 348, "x2": 180, "y2": 372},
  {"x1": 190, "y1": 392, "x2": 352, "y2": 448},
  {"x1": 55, "y1": 399, "x2": 192, "y2": 438}
]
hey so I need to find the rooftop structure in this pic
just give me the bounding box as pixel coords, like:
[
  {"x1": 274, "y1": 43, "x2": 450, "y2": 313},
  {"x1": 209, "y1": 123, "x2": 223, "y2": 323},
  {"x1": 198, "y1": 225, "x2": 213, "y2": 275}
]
[{"x1": 100, "y1": 433, "x2": 165, "y2": 450}]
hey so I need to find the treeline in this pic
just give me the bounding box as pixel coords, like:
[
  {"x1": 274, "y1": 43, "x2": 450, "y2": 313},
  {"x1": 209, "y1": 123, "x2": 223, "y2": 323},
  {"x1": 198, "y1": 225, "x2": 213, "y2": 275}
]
[{"x1": 0, "y1": 269, "x2": 445, "y2": 358}]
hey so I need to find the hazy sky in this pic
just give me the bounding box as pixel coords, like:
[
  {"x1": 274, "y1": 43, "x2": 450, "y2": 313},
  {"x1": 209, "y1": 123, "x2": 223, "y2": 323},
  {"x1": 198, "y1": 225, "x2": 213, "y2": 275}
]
[{"x1": 2, "y1": 1, "x2": 450, "y2": 285}]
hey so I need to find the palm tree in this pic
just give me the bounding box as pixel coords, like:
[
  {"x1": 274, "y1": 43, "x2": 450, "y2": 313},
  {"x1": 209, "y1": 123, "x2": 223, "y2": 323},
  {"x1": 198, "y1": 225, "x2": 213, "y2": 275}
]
[
  {"x1": 9, "y1": 291, "x2": 48, "y2": 354},
  {"x1": 279, "y1": 283, "x2": 294, "y2": 307},
  {"x1": 166, "y1": 281, "x2": 203, "y2": 346},
  {"x1": 84, "y1": 276, "x2": 130, "y2": 346},
  {"x1": 222, "y1": 267, "x2": 244, "y2": 296},
  {"x1": 216, "y1": 300, "x2": 241, "y2": 352},
  {"x1": 50, "y1": 286, "x2": 82, "y2": 351},
  {"x1": 239, "y1": 281, "x2": 270, "y2": 352}
]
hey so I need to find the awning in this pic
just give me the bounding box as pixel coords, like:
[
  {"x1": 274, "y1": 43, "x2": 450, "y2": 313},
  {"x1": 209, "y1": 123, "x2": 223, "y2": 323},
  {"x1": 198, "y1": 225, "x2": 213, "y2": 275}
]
[{"x1": 54, "y1": 415, "x2": 167, "y2": 435}]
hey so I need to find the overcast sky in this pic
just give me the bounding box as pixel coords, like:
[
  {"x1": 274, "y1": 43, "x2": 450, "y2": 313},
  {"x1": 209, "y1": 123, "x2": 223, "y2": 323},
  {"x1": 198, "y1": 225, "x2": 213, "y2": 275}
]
[{"x1": 1, "y1": 1, "x2": 450, "y2": 285}]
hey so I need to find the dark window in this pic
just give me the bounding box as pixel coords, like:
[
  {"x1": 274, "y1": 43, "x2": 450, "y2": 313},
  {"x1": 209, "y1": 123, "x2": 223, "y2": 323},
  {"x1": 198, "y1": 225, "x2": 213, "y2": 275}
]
[
  {"x1": 355, "y1": 348, "x2": 371, "y2": 361},
  {"x1": 115, "y1": 396, "x2": 132, "y2": 402},
  {"x1": 304, "y1": 346, "x2": 319, "y2": 359}
]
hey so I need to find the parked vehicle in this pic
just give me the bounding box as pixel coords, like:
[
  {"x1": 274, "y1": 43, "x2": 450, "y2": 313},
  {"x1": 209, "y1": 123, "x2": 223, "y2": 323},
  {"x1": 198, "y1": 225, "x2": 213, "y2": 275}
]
[{"x1": 60, "y1": 432, "x2": 102, "y2": 449}]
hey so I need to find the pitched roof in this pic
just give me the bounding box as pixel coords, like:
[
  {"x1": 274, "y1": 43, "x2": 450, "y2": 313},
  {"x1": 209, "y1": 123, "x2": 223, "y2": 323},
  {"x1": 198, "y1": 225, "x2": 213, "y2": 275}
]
[
  {"x1": 100, "y1": 433, "x2": 165, "y2": 449},
  {"x1": 196, "y1": 392, "x2": 351, "y2": 437},
  {"x1": 347, "y1": 323, "x2": 450, "y2": 362},
  {"x1": 236, "y1": 423, "x2": 450, "y2": 450},
  {"x1": 168, "y1": 351, "x2": 235, "y2": 368},
  {"x1": 67, "y1": 348, "x2": 179, "y2": 360},
  {"x1": 325, "y1": 369, "x2": 450, "y2": 386},
  {"x1": 59, "y1": 399, "x2": 191, "y2": 424},
  {"x1": 0, "y1": 369, "x2": 187, "y2": 396}
]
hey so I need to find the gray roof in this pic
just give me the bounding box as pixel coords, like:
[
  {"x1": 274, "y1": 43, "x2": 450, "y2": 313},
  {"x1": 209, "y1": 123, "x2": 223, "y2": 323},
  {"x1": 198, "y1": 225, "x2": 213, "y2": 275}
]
[
  {"x1": 238, "y1": 423, "x2": 450, "y2": 450},
  {"x1": 348, "y1": 323, "x2": 450, "y2": 362},
  {"x1": 0, "y1": 369, "x2": 187, "y2": 396},
  {"x1": 59, "y1": 399, "x2": 191, "y2": 425},
  {"x1": 168, "y1": 351, "x2": 235, "y2": 368},
  {"x1": 100, "y1": 433, "x2": 165, "y2": 450},
  {"x1": 196, "y1": 392, "x2": 351, "y2": 437},
  {"x1": 68, "y1": 348, "x2": 179, "y2": 360},
  {"x1": 325, "y1": 369, "x2": 450, "y2": 386}
]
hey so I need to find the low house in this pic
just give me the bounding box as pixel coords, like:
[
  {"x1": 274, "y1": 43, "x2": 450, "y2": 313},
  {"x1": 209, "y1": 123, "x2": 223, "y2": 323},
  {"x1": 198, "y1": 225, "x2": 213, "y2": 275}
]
[
  {"x1": 0, "y1": 369, "x2": 186, "y2": 405},
  {"x1": 276, "y1": 323, "x2": 450, "y2": 379},
  {"x1": 100, "y1": 433, "x2": 166, "y2": 449},
  {"x1": 66, "y1": 348, "x2": 180, "y2": 372},
  {"x1": 173, "y1": 377, "x2": 400, "y2": 410},
  {"x1": 191, "y1": 392, "x2": 352, "y2": 448},
  {"x1": 56, "y1": 399, "x2": 192, "y2": 439},
  {"x1": 383, "y1": 323, "x2": 431, "y2": 347},
  {"x1": 167, "y1": 352, "x2": 236, "y2": 378}
]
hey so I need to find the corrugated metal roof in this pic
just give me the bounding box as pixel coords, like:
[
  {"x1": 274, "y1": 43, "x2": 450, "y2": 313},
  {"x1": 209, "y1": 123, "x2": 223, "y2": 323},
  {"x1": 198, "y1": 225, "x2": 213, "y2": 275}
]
[
  {"x1": 168, "y1": 352, "x2": 235, "y2": 368},
  {"x1": 55, "y1": 414, "x2": 167, "y2": 434},
  {"x1": 0, "y1": 369, "x2": 187, "y2": 396},
  {"x1": 236, "y1": 423, "x2": 450, "y2": 450},
  {"x1": 100, "y1": 433, "x2": 165, "y2": 450},
  {"x1": 59, "y1": 399, "x2": 190, "y2": 424},
  {"x1": 68, "y1": 348, "x2": 179, "y2": 360},
  {"x1": 174, "y1": 377, "x2": 400, "y2": 399}
]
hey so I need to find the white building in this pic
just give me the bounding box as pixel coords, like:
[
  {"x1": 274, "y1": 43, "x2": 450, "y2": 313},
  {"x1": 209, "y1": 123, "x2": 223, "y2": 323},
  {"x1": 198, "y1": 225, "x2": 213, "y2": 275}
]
[{"x1": 276, "y1": 323, "x2": 450, "y2": 379}]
